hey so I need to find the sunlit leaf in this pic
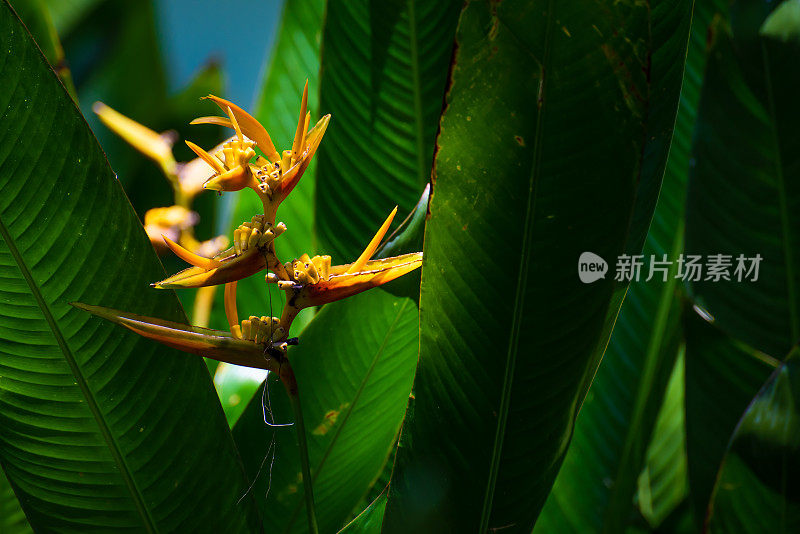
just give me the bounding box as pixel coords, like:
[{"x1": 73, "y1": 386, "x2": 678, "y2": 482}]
[
  {"x1": 233, "y1": 289, "x2": 418, "y2": 533},
  {"x1": 535, "y1": 0, "x2": 717, "y2": 529},
  {"x1": 0, "y1": 5, "x2": 260, "y2": 530}
]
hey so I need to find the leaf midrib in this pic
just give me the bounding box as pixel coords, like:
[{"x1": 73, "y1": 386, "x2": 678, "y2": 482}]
[
  {"x1": 284, "y1": 298, "x2": 412, "y2": 533},
  {"x1": 478, "y1": 3, "x2": 554, "y2": 529},
  {"x1": 0, "y1": 216, "x2": 157, "y2": 533}
]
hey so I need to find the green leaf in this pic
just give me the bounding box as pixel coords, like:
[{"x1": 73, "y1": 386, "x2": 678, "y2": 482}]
[
  {"x1": 684, "y1": 309, "x2": 778, "y2": 525},
  {"x1": 535, "y1": 0, "x2": 720, "y2": 530},
  {"x1": 338, "y1": 489, "x2": 388, "y2": 534},
  {"x1": 0, "y1": 4, "x2": 260, "y2": 530},
  {"x1": 315, "y1": 0, "x2": 461, "y2": 261},
  {"x1": 0, "y1": 469, "x2": 31, "y2": 534},
  {"x1": 636, "y1": 351, "x2": 689, "y2": 528},
  {"x1": 383, "y1": 0, "x2": 692, "y2": 531},
  {"x1": 707, "y1": 347, "x2": 800, "y2": 532},
  {"x1": 684, "y1": 0, "x2": 800, "y2": 358},
  {"x1": 233, "y1": 288, "x2": 418, "y2": 533},
  {"x1": 214, "y1": 364, "x2": 269, "y2": 427}
]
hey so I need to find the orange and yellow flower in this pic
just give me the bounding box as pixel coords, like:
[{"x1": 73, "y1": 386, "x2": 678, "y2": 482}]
[{"x1": 77, "y1": 84, "x2": 423, "y2": 371}]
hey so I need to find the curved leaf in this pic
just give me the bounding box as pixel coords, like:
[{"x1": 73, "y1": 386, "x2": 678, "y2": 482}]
[
  {"x1": 383, "y1": 0, "x2": 692, "y2": 531},
  {"x1": 535, "y1": 0, "x2": 718, "y2": 529},
  {"x1": 0, "y1": 4, "x2": 260, "y2": 530},
  {"x1": 39, "y1": 0, "x2": 102, "y2": 35},
  {"x1": 233, "y1": 289, "x2": 418, "y2": 533},
  {"x1": 684, "y1": 0, "x2": 800, "y2": 358},
  {"x1": 684, "y1": 308, "x2": 777, "y2": 524},
  {"x1": 707, "y1": 348, "x2": 800, "y2": 533}
]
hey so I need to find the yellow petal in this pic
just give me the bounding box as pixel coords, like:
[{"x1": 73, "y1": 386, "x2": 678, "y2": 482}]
[
  {"x1": 202, "y1": 165, "x2": 253, "y2": 192},
  {"x1": 272, "y1": 115, "x2": 330, "y2": 208},
  {"x1": 177, "y1": 137, "x2": 237, "y2": 196},
  {"x1": 224, "y1": 281, "x2": 240, "y2": 336},
  {"x1": 153, "y1": 247, "x2": 268, "y2": 289},
  {"x1": 144, "y1": 205, "x2": 198, "y2": 229},
  {"x1": 203, "y1": 95, "x2": 281, "y2": 163},
  {"x1": 291, "y1": 80, "x2": 309, "y2": 161},
  {"x1": 93, "y1": 102, "x2": 177, "y2": 176},
  {"x1": 185, "y1": 140, "x2": 225, "y2": 174},
  {"x1": 226, "y1": 106, "x2": 244, "y2": 142},
  {"x1": 300, "y1": 112, "x2": 310, "y2": 156},
  {"x1": 347, "y1": 207, "x2": 398, "y2": 274},
  {"x1": 190, "y1": 116, "x2": 234, "y2": 128},
  {"x1": 162, "y1": 235, "x2": 221, "y2": 269},
  {"x1": 298, "y1": 253, "x2": 422, "y2": 307}
]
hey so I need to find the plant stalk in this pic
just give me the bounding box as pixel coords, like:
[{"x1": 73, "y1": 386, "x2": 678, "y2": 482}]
[{"x1": 281, "y1": 364, "x2": 319, "y2": 534}]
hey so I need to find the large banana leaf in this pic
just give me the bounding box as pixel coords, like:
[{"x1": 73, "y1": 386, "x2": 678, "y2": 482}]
[
  {"x1": 535, "y1": 0, "x2": 717, "y2": 530},
  {"x1": 683, "y1": 0, "x2": 800, "y2": 522},
  {"x1": 684, "y1": 0, "x2": 800, "y2": 359},
  {"x1": 0, "y1": 4, "x2": 260, "y2": 531},
  {"x1": 314, "y1": 0, "x2": 461, "y2": 260},
  {"x1": 383, "y1": 0, "x2": 692, "y2": 531},
  {"x1": 684, "y1": 309, "x2": 778, "y2": 524},
  {"x1": 706, "y1": 347, "x2": 800, "y2": 532},
  {"x1": 233, "y1": 289, "x2": 418, "y2": 533}
]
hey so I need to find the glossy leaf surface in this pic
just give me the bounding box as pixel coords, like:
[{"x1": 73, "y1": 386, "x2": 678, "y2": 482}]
[
  {"x1": 684, "y1": 0, "x2": 800, "y2": 358},
  {"x1": 384, "y1": 0, "x2": 692, "y2": 531},
  {"x1": 0, "y1": 4, "x2": 259, "y2": 530},
  {"x1": 535, "y1": 0, "x2": 714, "y2": 529},
  {"x1": 233, "y1": 288, "x2": 418, "y2": 533}
]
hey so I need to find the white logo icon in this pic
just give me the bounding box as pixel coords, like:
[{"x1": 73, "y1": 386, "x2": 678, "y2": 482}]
[{"x1": 578, "y1": 252, "x2": 608, "y2": 283}]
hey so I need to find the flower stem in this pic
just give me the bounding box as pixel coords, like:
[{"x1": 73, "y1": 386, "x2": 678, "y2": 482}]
[{"x1": 282, "y1": 365, "x2": 319, "y2": 534}]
